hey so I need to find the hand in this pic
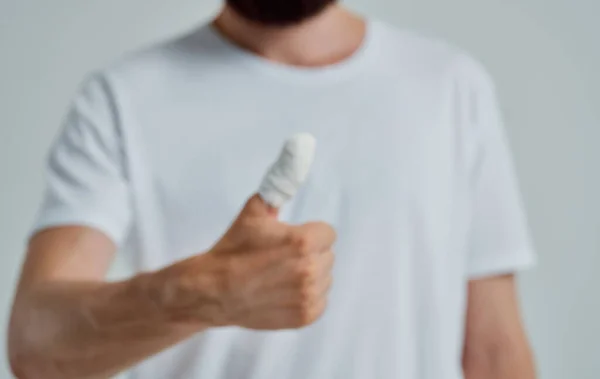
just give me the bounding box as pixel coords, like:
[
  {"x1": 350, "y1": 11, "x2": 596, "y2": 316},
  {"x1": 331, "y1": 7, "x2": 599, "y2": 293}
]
[{"x1": 152, "y1": 193, "x2": 337, "y2": 330}]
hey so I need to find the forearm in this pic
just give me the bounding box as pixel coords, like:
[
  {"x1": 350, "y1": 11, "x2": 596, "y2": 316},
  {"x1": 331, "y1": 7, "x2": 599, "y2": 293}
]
[
  {"x1": 8, "y1": 188, "x2": 335, "y2": 378},
  {"x1": 8, "y1": 271, "x2": 211, "y2": 379},
  {"x1": 463, "y1": 343, "x2": 536, "y2": 379}
]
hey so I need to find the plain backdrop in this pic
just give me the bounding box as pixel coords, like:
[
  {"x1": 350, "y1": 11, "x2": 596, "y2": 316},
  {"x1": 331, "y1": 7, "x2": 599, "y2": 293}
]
[{"x1": 1, "y1": 0, "x2": 598, "y2": 378}]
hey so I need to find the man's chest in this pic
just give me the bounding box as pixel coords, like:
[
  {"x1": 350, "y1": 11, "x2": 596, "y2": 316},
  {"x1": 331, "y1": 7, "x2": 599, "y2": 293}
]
[{"x1": 138, "y1": 89, "x2": 464, "y2": 260}]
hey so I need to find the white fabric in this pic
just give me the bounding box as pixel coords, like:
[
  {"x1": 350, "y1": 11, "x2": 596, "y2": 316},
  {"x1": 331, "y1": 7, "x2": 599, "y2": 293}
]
[
  {"x1": 32, "y1": 19, "x2": 536, "y2": 379},
  {"x1": 258, "y1": 133, "x2": 317, "y2": 208}
]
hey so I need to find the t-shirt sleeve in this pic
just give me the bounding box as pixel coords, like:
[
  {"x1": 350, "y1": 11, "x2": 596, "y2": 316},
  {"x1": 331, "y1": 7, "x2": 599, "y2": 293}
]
[
  {"x1": 461, "y1": 58, "x2": 537, "y2": 279},
  {"x1": 30, "y1": 73, "x2": 132, "y2": 246}
]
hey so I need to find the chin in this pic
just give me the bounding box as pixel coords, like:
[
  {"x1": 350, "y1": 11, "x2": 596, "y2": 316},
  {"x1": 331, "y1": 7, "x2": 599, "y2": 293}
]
[{"x1": 225, "y1": 0, "x2": 337, "y2": 26}]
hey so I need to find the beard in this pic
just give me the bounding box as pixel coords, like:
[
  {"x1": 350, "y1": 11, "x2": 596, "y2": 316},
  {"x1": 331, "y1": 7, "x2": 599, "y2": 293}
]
[{"x1": 225, "y1": 0, "x2": 337, "y2": 26}]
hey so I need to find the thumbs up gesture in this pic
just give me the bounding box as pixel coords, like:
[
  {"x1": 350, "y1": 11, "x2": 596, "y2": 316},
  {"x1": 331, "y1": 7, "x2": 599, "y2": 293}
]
[{"x1": 151, "y1": 134, "x2": 337, "y2": 330}]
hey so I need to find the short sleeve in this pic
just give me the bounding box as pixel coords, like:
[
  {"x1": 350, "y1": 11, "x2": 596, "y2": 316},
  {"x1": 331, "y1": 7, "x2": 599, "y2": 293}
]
[
  {"x1": 31, "y1": 73, "x2": 132, "y2": 246},
  {"x1": 461, "y1": 58, "x2": 537, "y2": 279}
]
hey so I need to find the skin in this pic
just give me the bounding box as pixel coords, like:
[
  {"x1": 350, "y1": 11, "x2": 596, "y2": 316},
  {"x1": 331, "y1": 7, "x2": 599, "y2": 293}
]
[
  {"x1": 462, "y1": 275, "x2": 537, "y2": 379},
  {"x1": 7, "y1": 4, "x2": 536, "y2": 379},
  {"x1": 213, "y1": 5, "x2": 366, "y2": 67},
  {"x1": 8, "y1": 195, "x2": 336, "y2": 379}
]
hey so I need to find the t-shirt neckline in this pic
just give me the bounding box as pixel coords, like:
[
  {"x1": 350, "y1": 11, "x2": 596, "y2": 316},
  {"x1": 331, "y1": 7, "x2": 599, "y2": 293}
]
[{"x1": 202, "y1": 19, "x2": 379, "y2": 85}]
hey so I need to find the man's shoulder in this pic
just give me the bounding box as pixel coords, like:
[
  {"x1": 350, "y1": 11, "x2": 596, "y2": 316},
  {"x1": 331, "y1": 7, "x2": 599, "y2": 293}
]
[
  {"x1": 95, "y1": 23, "x2": 215, "y2": 89},
  {"x1": 373, "y1": 20, "x2": 459, "y2": 59},
  {"x1": 371, "y1": 20, "x2": 495, "y2": 88}
]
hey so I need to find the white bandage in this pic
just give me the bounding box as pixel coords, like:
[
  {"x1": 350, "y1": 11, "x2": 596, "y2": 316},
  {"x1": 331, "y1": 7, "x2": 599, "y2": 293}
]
[{"x1": 258, "y1": 133, "x2": 317, "y2": 209}]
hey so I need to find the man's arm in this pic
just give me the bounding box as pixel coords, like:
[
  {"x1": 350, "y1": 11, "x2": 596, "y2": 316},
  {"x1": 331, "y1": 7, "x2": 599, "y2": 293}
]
[
  {"x1": 462, "y1": 274, "x2": 537, "y2": 379},
  {"x1": 7, "y1": 227, "x2": 207, "y2": 379},
  {"x1": 7, "y1": 194, "x2": 336, "y2": 379}
]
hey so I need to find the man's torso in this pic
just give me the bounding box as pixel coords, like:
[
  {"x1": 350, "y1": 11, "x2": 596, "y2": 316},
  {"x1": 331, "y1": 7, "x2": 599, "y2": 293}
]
[{"x1": 87, "y1": 20, "x2": 484, "y2": 379}]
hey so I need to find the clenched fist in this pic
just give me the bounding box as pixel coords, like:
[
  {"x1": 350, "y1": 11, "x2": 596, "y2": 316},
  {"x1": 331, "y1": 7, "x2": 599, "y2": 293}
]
[{"x1": 148, "y1": 134, "x2": 337, "y2": 330}]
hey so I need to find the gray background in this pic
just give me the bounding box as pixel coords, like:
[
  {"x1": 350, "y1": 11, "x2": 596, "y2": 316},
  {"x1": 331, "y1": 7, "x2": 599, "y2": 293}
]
[{"x1": 1, "y1": 0, "x2": 598, "y2": 378}]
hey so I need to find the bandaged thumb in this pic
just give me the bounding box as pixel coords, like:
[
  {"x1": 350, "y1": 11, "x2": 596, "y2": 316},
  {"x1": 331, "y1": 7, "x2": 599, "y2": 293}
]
[{"x1": 241, "y1": 133, "x2": 317, "y2": 219}]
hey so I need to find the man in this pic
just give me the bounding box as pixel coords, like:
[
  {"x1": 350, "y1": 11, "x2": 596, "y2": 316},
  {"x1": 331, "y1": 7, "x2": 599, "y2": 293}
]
[{"x1": 7, "y1": 0, "x2": 537, "y2": 378}]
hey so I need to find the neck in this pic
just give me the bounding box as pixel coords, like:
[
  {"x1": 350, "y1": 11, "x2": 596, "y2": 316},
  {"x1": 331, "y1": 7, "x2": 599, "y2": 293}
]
[{"x1": 213, "y1": 5, "x2": 366, "y2": 67}]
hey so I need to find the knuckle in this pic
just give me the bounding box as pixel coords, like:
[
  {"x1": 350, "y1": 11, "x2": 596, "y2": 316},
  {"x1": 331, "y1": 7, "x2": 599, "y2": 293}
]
[
  {"x1": 293, "y1": 262, "x2": 309, "y2": 280},
  {"x1": 322, "y1": 221, "x2": 335, "y2": 233},
  {"x1": 314, "y1": 301, "x2": 327, "y2": 321},
  {"x1": 290, "y1": 233, "x2": 312, "y2": 256},
  {"x1": 325, "y1": 251, "x2": 335, "y2": 270},
  {"x1": 300, "y1": 299, "x2": 327, "y2": 326},
  {"x1": 318, "y1": 222, "x2": 337, "y2": 244},
  {"x1": 298, "y1": 305, "x2": 314, "y2": 326},
  {"x1": 299, "y1": 283, "x2": 316, "y2": 305},
  {"x1": 330, "y1": 226, "x2": 338, "y2": 242},
  {"x1": 326, "y1": 276, "x2": 334, "y2": 291},
  {"x1": 295, "y1": 256, "x2": 315, "y2": 280},
  {"x1": 296, "y1": 288, "x2": 326, "y2": 327}
]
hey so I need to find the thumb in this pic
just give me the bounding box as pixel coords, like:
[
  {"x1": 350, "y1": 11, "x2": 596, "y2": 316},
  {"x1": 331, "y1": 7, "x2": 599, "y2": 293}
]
[
  {"x1": 240, "y1": 133, "x2": 317, "y2": 220},
  {"x1": 239, "y1": 194, "x2": 279, "y2": 219}
]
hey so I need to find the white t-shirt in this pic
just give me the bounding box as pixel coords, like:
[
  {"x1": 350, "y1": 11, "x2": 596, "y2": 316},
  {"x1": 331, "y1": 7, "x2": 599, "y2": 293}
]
[{"x1": 32, "y1": 19, "x2": 536, "y2": 379}]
